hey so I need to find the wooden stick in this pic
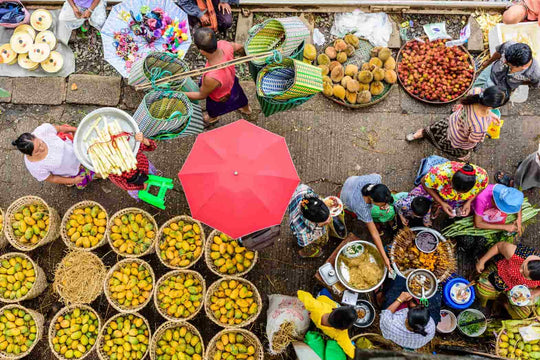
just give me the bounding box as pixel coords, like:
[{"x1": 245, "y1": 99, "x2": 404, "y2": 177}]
[{"x1": 134, "y1": 51, "x2": 278, "y2": 91}]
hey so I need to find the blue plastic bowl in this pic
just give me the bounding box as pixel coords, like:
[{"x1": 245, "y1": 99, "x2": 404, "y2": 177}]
[{"x1": 443, "y1": 277, "x2": 475, "y2": 310}]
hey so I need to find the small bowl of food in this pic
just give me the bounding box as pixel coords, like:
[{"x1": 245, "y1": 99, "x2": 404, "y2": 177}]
[
  {"x1": 406, "y1": 269, "x2": 438, "y2": 300},
  {"x1": 343, "y1": 242, "x2": 365, "y2": 259},
  {"x1": 324, "y1": 196, "x2": 343, "y2": 217},
  {"x1": 509, "y1": 285, "x2": 531, "y2": 307},
  {"x1": 457, "y1": 309, "x2": 487, "y2": 337},
  {"x1": 450, "y1": 282, "x2": 473, "y2": 305},
  {"x1": 415, "y1": 231, "x2": 439, "y2": 253},
  {"x1": 437, "y1": 310, "x2": 457, "y2": 333},
  {"x1": 354, "y1": 299, "x2": 375, "y2": 328}
]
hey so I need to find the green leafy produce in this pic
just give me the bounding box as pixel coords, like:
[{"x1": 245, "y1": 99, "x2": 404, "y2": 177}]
[{"x1": 458, "y1": 311, "x2": 484, "y2": 335}]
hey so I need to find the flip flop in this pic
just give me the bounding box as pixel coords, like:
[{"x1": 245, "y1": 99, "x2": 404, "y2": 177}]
[
  {"x1": 298, "y1": 247, "x2": 322, "y2": 258},
  {"x1": 494, "y1": 170, "x2": 514, "y2": 187}
]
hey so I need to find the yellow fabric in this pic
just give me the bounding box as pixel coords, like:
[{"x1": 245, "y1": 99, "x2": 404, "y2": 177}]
[{"x1": 297, "y1": 290, "x2": 355, "y2": 358}]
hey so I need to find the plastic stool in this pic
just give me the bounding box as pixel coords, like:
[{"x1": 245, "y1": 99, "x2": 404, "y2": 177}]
[{"x1": 139, "y1": 174, "x2": 174, "y2": 210}]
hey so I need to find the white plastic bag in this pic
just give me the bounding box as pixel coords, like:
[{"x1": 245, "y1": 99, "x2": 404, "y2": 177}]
[
  {"x1": 331, "y1": 10, "x2": 392, "y2": 47},
  {"x1": 266, "y1": 294, "x2": 310, "y2": 355},
  {"x1": 510, "y1": 85, "x2": 529, "y2": 103}
]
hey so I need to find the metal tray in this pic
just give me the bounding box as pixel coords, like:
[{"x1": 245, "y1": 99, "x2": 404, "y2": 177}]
[{"x1": 73, "y1": 108, "x2": 140, "y2": 172}]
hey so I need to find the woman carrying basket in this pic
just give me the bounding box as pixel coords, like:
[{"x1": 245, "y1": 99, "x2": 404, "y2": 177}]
[{"x1": 185, "y1": 27, "x2": 254, "y2": 127}]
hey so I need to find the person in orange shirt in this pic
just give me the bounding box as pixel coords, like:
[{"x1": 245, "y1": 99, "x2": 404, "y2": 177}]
[
  {"x1": 503, "y1": 0, "x2": 540, "y2": 24},
  {"x1": 297, "y1": 290, "x2": 357, "y2": 358}
]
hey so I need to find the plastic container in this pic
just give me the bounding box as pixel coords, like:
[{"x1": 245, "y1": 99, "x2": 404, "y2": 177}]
[
  {"x1": 437, "y1": 310, "x2": 457, "y2": 334},
  {"x1": 487, "y1": 109, "x2": 503, "y2": 139},
  {"x1": 443, "y1": 277, "x2": 475, "y2": 310}
]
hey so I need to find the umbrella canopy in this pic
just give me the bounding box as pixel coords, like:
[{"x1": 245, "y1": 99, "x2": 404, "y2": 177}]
[
  {"x1": 101, "y1": 0, "x2": 191, "y2": 77},
  {"x1": 178, "y1": 120, "x2": 300, "y2": 238}
]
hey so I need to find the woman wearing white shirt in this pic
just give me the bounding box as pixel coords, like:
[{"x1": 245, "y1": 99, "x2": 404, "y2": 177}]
[{"x1": 12, "y1": 123, "x2": 94, "y2": 188}]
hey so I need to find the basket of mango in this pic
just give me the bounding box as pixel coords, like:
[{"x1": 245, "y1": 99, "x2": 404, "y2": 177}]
[
  {"x1": 104, "y1": 259, "x2": 155, "y2": 313},
  {"x1": 0, "y1": 252, "x2": 47, "y2": 303},
  {"x1": 97, "y1": 313, "x2": 150, "y2": 360},
  {"x1": 0, "y1": 209, "x2": 7, "y2": 250},
  {"x1": 149, "y1": 321, "x2": 204, "y2": 360},
  {"x1": 206, "y1": 329, "x2": 263, "y2": 360},
  {"x1": 0, "y1": 304, "x2": 44, "y2": 360},
  {"x1": 205, "y1": 277, "x2": 261, "y2": 329},
  {"x1": 5, "y1": 196, "x2": 60, "y2": 251},
  {"x1": 48, "y1": 305, "x2": 101, "y2": 360},
  {"x1": 154, "y1": 270, "x2": 205, "y2": 322},
  {"x1": 107, "y1": 208, "x2": 157, "y2": 257},
  {"x1": 205, "y1": 230, "x2": 257, "y2": 277},
  {"x1": 156, "y1": 215, "x2": 205, "y2": 269},
  {"x1": 61, "y1": 201, "x2": 108, "y2": 251}
]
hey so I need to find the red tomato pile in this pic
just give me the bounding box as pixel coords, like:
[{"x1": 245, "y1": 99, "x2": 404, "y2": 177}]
[{"x1": 397, "y1": 39, "x2": 474, "y2": 102}]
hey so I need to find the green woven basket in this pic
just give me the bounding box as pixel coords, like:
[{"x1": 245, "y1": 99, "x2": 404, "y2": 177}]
[
  {"x1": 256, "y1": 94, "x2": 314, "y2": 117},
  {"x1": 249, "y1": 41, "x2": 305, "y2": 82}
]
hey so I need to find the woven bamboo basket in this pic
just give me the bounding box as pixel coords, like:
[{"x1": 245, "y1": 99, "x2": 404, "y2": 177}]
[
  {"x1": 156, "y1": 215, "x2": 205, "y2": 270},
  {"x1": 48, "y1": 304, "x2": 102, "y2": 360},
  {"x1": 206, "y1": 328, "x2": 264, "y2": 360},
  {"x1": 4, "y1": 196, "x2": 60, "y2": 251},
  {"x1": 60, "y1": 201, "x2": 109, "y2": 251},
  {"x1": 149, "y1": 321, "x2": 204, "y2": 360},
  {"x1": 204, "y1": 277, "x2": 262, "y2": 329},
  {"x1": 0, "y1": 252, "x2": 47, "y2": 303},
  {"x1": 97, "y1": 312, "x2": 151, "y2": 360},
  {"x1": 204, "y1": 230, "x2": 258, "y2": 277},
  {"x1": 495, "y1": 317, "x2": 539, "y2": 356},
  {"x1": 154, "y1": 269, "x2": 205, "y2": 322},
  {"x1": 104, "y1": 258, "x2": 155, "y2": 314},
  {"x1": 0, "y1": 208, "x2": 8, "y2": 250},
  {"x1": 0, "y1": 304, "x2": 44, "y2": 360},
  {"x1": 106, "y1": 208, "x2": 158, "y2": 258}
]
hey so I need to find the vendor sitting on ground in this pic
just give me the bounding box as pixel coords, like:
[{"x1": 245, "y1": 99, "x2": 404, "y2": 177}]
[
  {"x1": 422, "y1": 161, "x2": 488, "y2": 218},
  {"x1": 297, "y1": 290, "x2": 357, "y2": 358},
  {"x1": 476, "y1": 242, "x2": 540, "y2": 319},
  {"x1": 503, "y1": 0, "x2": 540, "y2": 25},
  {"x1": 395, "y1": 187, "x2": 435, "y2": 227},
  {"x1": 473, "y1": 184, "x2": 524, "y2": 234},
  {"x1": 475, "y1": 42, "x2": 540, "y2": 96},
  {"x1": 108, "y1": 133, "x2": 159, "y2": 200},
  {"x1": 12, "y1": 123, "x2": 94, "y2": 189},
  {"x1": 495, "y1": 144, "x2": 540, "y2": 191},
  {"x1": 380, "y1": 288, "x2": 436, "y2": 350},
  {"x1": 59, "y1": 0, "x2": 107, "y2": 31},
  {"x1": 340, "y1": 174, "x2": 394, "y2": 271},
  {"x1": 185, "y1": 27, "x2": 254, "y2": 127},
  {"x1": 176, "y1": 0, "x2": 236, "y2": 33}
]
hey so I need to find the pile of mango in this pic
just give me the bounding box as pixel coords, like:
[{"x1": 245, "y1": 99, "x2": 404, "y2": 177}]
[
  {"x1": 0, "y1": 307, "x2": 38, "y2": 356},
  {"x1": 108, "y1": 261, "x2": 153, "y2": 310},
  {"x1": 101, "y1": 314, "x2": 149, "y2": 360},
  {"x1": 498, "y1": 327, "x2": 540, "y2": 359},
  {"x1": 0, "y1": 255, "x2": 36, "y2": 301},
  {"x1": 159, "y1": 220, "x2": 203, "y2": 268},
  {"x1": 209, "y1": 233, "x2": 255, "y2": 275},
  {"x1": 65, "y1": 205, "x2": 107, "y2": 249},
  {"x1": 154, "y1": 325, "x2": 202, "y2": 360},
  {"x1": 11, "y1": 204, "x2": 49, "y2": 246},
  {"x1": 212, "y1": 332, "x2": 257, "y2": 360},
  {"x1": 109, "y1": 212, "x2": 155, "y2": 256},
  {"x1": 50, "y1": 307, "x2": 99, "y2": 359},
  {"x1": 209, "y1": 279, "x2": 259, "y2": 327},
  {"x1": 156, "y1": 272, "x2": 204, "y2": 320}
]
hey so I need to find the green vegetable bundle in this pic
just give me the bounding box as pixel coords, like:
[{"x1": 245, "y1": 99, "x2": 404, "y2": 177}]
[{"x1": 442, "y1": 199, "x2": 540, "y2": 245}]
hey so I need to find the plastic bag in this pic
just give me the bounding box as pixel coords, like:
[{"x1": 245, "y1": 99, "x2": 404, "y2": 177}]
[
  {"x1": 331, "y1": 10, "x2": 392, "y2": 47},
  {"x1": 266, "y1": 294, "x2": 311, "y2": 355},
  {"x1": 510, "y1": 85, "x2": 529, "y2": 103}
]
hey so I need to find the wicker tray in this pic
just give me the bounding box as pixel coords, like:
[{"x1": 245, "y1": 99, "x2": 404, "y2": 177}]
[
  {"x1": 495, "y1": 317, "x2": 539, "y2": 357},
  {"x1": 106, "y1": 207, "x2": 157, "y2": 258},
  {"x1": 0, "y1": 252, "x2": 47, "y2": 303},
  {"x1": 205, "y1": 230, "x2": 258, "y2": 277},
  {"x1": 396, "y1": 37, "x2": 475, "y2": 104},
  {"x1": 60, "y1": 200, "x2": 109, "y2": 251},
  {"x1": 319, "y1": 38, "x2": 394, "y2": 108},
  {"x1": 48, "y1": 304, "x2": 102, "y2": 360},
  {"x1": 153, "y1": 269, "x2": 205, "y2": 322},
  {"x1": 149, "y1": 321, "x2": 204, "y2": 360},
  {"x1": 0, "y1": 304, "x2": 44, "y2": 360},
  {"x1": 206, "y1": 328, "x2": 264, "y2": 360},
  {"x1": 204, "y1": 276, "x2": 262, "y2": 329},
  {"x1": 97, "y1": 313, "x2": 151, "y2": 360},
  {"x1": 104, "y1": 258, "x2": 155, "y2": 314}
]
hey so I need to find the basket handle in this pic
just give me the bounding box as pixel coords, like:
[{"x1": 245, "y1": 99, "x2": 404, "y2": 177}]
[
  {"x1": 149, "y1": 67, "x2": 173, "y2": 91},
  {"x1": 248, "y1": 22, "x2": 265, "y2": 36},
  {"x1": 265, "y1": 50, "x2": 283, "y2": 65}
]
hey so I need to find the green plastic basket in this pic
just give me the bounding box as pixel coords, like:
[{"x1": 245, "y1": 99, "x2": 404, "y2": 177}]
[{"x1": 257, "y1": 94, "x2": 314, "y2": 117}]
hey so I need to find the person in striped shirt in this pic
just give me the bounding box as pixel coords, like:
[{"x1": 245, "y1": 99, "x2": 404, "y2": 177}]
[{"x1": 406, "y1": 86, "x2": 507, "y2": 160}]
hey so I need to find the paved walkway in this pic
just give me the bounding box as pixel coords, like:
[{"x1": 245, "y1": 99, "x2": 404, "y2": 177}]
[{"x1": 1, "y1": 82, "x2": 540, "y2": 359}]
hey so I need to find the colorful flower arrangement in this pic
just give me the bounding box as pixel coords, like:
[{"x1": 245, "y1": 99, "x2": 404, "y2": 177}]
[{"x1": 113, "y1": 30, "x2": 141, "y2": 71}]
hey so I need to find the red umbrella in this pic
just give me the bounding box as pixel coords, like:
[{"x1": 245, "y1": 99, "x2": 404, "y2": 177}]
[{"x1": 178, "y1": 120, "x2": 300, "y2": 238}]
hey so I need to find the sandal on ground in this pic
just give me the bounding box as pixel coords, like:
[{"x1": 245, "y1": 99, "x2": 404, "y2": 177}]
[
  {"x1": 237, "y1": 109, "x2": 259, "y2": 122},
  {"x1": 406, "y1": 133, "x2": 417, "y2": 142},
  {"x1": 203, "y1": 113, "x2": 219, "y2": 129},
  {"x1": 494, "y1": 170, "x2": 514, "y2": 187},
  {"x1": 298, "y1": 247, "x2": 323, "y2": 258},
  {"x1": 458, "y1": 152, "x2": 472, "y2": 162}
]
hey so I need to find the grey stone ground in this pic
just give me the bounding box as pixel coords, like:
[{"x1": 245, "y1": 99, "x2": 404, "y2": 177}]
[{"x1": 1, "y1": 81, "x2": 540, "y2": 359}]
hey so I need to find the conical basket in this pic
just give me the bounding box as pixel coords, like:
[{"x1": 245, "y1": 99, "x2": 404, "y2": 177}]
[
  {"x1": 106, "y1": 208, "x2": 157, "y2": 258},
  {"x1": 60, "y1": 200, "x2": 109, "y2": 251},
  {"x1": 0, "y1": 304, "x2": 44, "y2": 360},
  {"x1": 149, "y1": 321, "x2": 204, "y2": 360},
  {"x1": 97, "y1": 312, "x2": 151, "y2": 360},
  {"x1": 0, "y1": 252, "x2": 47, "y2": 303},
  {"x1": 204, "y1": 230, "x2": 258, "y2": 277},
  {"x1": 205, "y1": 328, "x2": 263, "y2": 360}
]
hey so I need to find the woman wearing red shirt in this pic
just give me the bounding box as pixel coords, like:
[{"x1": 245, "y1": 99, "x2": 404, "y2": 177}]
[{"x1": 476, "y1": 242, "x2": 540, "y2": 319}]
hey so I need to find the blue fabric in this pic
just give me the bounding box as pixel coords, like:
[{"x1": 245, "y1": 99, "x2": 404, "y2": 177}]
[
  {"x1": 414, "y1": 155, "x2": 450, "y2": 186},
  {"x1": 0, "y1": 2, "x2": 25, "y2": 24}
]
